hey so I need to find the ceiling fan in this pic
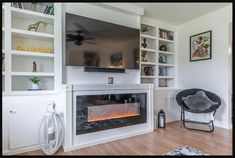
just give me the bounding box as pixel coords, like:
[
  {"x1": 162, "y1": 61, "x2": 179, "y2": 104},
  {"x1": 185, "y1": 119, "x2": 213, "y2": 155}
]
[
  {"x1": 66, "y1": 30, "x2": 96, "y2": 46},
  {"x1": 66, "y1": 22, "x2": 111, "y2": 45}
]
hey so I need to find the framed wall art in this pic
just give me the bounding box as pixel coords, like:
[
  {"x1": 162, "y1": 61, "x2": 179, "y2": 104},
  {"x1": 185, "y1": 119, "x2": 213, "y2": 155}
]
[{"x1": 190, "y1": 30, "x2": 212, "y2": 62}]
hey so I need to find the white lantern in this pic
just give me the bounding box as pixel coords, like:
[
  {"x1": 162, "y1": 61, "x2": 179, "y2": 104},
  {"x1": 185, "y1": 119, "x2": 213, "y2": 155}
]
[{"x1": 39, "y1": 102, "x2": 64, "y2": 155}]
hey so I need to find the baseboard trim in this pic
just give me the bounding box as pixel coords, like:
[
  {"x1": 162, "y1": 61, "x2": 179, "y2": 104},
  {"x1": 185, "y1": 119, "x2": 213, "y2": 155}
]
[
  {"x1": 64, "y1": 128, "x2": 153, "y2": 152},
  {"x1": 3, "y1": 145, "x2": 41, "y2": 155}
]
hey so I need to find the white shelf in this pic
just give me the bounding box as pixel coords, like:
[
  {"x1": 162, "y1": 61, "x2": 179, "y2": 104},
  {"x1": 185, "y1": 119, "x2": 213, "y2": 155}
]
[
  {"x1": 11, "y1": 28, "x2": 54, "y2": 39},
  {"x1": 158, "y1": 76, "x2": 174, "y2": 79},
  {"x1": 141, "y1": 62, "x2": 156, "y2": 65},
  {"x1": 158, "y1": 50, "x2": 174, "y2": 55},
  {"x1": 141, "y1": 75, "x2": 156, "y2": 79},
  {"x1": 156, "y1": 87, "x2": 175, "y2": 90},
  {"x1": 11, "y1": 50, "x2": 54, "y2": 58},
  {"x1": 140, "y1": 34, "x2": 156, "y2": 40},
  {"x1": 7, "y1": 90, "x2": 57, "y2": 96},
  {"x1": 158, "y1": 63, "x2": 175, "y2": 67},
  {"x1": 11, "y1": 72, "x2": 54, "y2": 77},
  {"x1": 11, "y1": 7, "x2": 54, "y2": 24},
  {"x1": 158, "y1": 38, "x2": 174, "y2": 43},
  {"x1": 140, "y1": 48, "x2": 156, "y2": 53}
]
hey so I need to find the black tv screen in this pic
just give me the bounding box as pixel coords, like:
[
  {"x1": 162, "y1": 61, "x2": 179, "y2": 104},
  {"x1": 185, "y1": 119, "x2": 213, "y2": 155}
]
[{"x1": 66, "y1": 13, "x2": 140, "y2": 69}]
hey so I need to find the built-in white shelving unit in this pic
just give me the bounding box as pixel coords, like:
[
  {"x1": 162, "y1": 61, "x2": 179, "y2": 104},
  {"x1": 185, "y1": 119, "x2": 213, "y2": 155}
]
[
  {"x1": 140, "y1": 23, "x2": 176, "y2": 88},
  {"x1": 140, "y1": 23, "x2": 157, "y2": 85},
  {"x1": 157, "y1": 28, "x2": 175, "y2": 88},
  {"x1": 2, "y1": 3, "x2": 61, "y2": 95}
]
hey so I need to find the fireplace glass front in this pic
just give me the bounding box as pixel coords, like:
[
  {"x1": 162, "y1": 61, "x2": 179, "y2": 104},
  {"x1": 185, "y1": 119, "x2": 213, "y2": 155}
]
[{"x1": 76, "y1": 93, "x2": 147, "y2": 135}]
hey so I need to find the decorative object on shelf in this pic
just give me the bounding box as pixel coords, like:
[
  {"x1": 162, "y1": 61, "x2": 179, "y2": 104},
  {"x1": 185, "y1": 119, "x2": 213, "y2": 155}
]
[
  {"x1": 159, "y1": 79, "x2": 167, "y2": 87},
  {"x1": 28, "y1": 21, "x2": 47, "y2": 32},
  {"x1": 32, "y1": 61, "x2": 37, "y2": 72},
  {"x1": 11, "y1": 3, "x2": 19, "y2": 8},
  {"x1": 159, "y1": 55, "x2": 166, "y2": 64},
  {"x1": 159, "y1": 44, "x2": 167, "y2": 51},
  {"x1": 16, "y1": 45, "x2": 53, "y2": 53},
  {"x1": 108, "y1": 77, "x2": 113, "y2": 84},
  {"x1": 17, "y1": 2, "x2": 24, "y2": 9},
  {"x1": 158, "y1": 109, "x2": 165, "y2": 128},
  {"x1": 168, "y1": 34, "x2": 174, "y2": 40},
  {"x1": 39, "y1": 102, "x2": 64, "y2": 155},
  {"x1": 29, "y1": 76, "x2": 40, "y2": 90},
  {"x1": 190, "y1": 30, "x2": 212, "y2": 62},
  {"x1": 2, "y1": 54, "x2": 5, "y2": 72},
  {"x1": 141, "y1": 38, "x2": 148, "y2": 48},
  {"x1": 31, "y1": 2, "x2": 37, "y2": 11},
  {"x1": 144, "y1": 67, "x2": 154, "y2": 76},
  {"x1": 159, "y1": 66, "x2": 165, "y2": 76},
  {"x1": 141, "y1": 51, "x2": 147, "y2": 62},
  {"x1": 44, "y1": 5, "x2": 54, "y2": 15},
  {"x1": 161, "y1": 31, "x2": 168, "y2": 39},
  {"x1": 141, "y1": 26, "x2": 149, "y2": 33}
]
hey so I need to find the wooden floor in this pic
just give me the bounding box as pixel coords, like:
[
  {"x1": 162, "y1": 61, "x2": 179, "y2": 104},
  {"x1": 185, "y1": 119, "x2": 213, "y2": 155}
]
[{"x1": 20, "y1": 121, "x2": 232, "y2": 156}]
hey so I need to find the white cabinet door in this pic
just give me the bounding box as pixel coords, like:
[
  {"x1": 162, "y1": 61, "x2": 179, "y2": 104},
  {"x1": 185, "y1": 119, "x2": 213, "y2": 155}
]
[{"x1": 9, "y1": 100, "x2": 49, "y2": 149}]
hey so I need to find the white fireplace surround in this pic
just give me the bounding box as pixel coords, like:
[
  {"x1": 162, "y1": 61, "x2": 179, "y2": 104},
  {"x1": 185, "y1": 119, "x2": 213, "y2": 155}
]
[{"x1": 64, "y1": 84, "x2": 154, "y2": 151}]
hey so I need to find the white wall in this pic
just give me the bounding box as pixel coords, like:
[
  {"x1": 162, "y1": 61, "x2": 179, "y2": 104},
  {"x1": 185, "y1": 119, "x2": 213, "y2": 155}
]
[
  {"x1": 177, "y1": 5, "x2": 232, "y2": 129},
  {"x1": 62, "y1": 3, "x2": 141, "y2": 84}
]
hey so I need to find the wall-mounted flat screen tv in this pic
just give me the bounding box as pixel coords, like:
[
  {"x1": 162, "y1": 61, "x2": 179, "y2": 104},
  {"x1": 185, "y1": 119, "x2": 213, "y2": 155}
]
[{"x1": 66, "y1": 13, "x2": 140, "y2": 70}]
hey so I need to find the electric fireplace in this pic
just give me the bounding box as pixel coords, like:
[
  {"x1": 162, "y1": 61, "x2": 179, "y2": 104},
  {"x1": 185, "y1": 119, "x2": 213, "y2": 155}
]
[{"x1": 75, "y1": 93, "x2": 147, "y2": 135}]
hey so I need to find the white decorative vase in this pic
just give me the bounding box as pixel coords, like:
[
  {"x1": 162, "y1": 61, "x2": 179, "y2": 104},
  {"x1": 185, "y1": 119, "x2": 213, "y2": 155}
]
[{"x1": 32, "y1": 83, "x2": 39, "y2": 90}]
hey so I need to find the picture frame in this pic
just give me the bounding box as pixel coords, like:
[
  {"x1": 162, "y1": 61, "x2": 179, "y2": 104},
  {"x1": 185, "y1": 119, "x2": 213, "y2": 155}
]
[
  {"x1": 190, "y1": 30, "x2": 212, "y2": 62},
  {"x1": 159, "y1": 79, "x2": 167, "y2": 87}
]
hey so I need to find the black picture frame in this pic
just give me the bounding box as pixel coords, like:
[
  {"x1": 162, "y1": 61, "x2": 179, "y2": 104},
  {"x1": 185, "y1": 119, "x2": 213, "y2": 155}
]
[{"x1": 190, "y1": 30, "x2": 212, "y2": 62}]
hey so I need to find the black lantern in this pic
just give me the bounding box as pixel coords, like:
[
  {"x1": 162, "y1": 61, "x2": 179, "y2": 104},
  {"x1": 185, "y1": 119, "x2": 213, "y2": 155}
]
[{"x1": 158, "y1": 109, "x2": 165, "y2": 128}]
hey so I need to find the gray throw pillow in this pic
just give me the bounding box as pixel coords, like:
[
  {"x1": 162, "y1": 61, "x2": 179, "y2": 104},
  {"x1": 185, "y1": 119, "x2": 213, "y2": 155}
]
[{"x1": 182, "y1": 91, "x2": 218, "y2": 111}]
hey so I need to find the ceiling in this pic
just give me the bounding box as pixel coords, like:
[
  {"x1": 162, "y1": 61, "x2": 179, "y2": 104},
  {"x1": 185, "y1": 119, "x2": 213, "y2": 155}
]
[{"x1": 131, "y1": 3, "x2": 231, "y2": 25}]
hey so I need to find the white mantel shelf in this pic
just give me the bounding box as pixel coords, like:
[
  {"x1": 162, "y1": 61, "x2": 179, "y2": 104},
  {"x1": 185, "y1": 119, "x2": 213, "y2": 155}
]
[{"x1": 66, "y1": 84, "x2": 154, "y2": 91}]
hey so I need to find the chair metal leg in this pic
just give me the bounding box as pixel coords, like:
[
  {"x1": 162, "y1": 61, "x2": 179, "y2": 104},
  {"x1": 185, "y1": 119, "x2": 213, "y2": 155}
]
[{"x1": 182, "y1": 110, "x2": 214, "y2": 132}]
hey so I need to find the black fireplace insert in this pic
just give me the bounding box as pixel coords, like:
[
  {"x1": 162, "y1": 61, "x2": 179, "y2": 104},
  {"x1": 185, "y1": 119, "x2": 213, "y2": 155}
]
[{"x1": 76, "y1": 93, "x2": 147, "y2": 135}]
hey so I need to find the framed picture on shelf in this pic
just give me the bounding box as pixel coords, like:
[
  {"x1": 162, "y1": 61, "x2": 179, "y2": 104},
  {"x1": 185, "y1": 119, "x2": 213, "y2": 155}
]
[
  {"x1": 190, "y1": 30, "x2": 212, "y2": 62},
  {"x1": 159, "y1": 79, "x2": 167, "y2": 87}
]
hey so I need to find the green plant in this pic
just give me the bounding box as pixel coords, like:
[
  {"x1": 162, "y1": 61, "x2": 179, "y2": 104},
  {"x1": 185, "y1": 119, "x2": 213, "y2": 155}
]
[
  {"x1": 141, "y1": 26, "x2": 149, "y2": 33},
  {"x1": 29, "y1": 76, "x2": 40, "y2": 85}
]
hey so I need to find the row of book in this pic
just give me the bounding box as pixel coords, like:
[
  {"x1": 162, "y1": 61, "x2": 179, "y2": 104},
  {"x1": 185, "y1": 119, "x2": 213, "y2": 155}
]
[{"x1": 44, "y1": 5, "x2": 54, "y2": 15}]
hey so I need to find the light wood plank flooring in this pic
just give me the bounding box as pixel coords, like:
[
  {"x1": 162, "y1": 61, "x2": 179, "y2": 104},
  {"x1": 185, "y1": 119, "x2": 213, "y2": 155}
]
[{"x1": 20, "y1": 121, "x2": 232, "y2": 155}]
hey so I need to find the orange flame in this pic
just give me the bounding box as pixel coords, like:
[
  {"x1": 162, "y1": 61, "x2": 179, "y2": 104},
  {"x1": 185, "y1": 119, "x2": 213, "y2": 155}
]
[{"x1": 88, "y1": 112, "x2": 139, "y2": 122}]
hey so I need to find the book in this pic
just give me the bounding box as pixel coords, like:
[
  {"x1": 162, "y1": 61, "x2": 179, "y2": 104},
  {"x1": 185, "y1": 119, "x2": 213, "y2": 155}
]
[{"x1": 43, "y1": 6, "x2": 48, "y2": 13}]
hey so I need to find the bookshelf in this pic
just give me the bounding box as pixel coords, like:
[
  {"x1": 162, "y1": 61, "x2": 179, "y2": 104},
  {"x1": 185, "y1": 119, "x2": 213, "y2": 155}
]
[
  {"x1": 2, "y1": 3, "x2": 61, "y2": 95},
  {"x1": 139, "y1": 23, "x2": 176, "y2": 88}
]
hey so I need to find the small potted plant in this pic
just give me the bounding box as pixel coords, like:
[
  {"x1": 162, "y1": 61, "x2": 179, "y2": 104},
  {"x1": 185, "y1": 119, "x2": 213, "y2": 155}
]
[
  {"x1": 141, "y1": 26, "x2": 149, "y2": 34},
  {"x1": 29, "y1": 76, "x2": 40, "y2": 90}
]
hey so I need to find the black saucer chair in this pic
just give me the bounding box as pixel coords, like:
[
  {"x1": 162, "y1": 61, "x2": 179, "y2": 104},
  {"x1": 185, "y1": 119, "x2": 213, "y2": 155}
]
[{"x1": 176, "y1": 88, "x2": 221, "y2": 132}]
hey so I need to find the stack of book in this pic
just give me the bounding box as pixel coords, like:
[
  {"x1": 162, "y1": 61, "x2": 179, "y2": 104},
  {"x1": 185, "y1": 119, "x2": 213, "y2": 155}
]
[{"x1": 44, "y1": 5, "x2": 54, "y2": 15}]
